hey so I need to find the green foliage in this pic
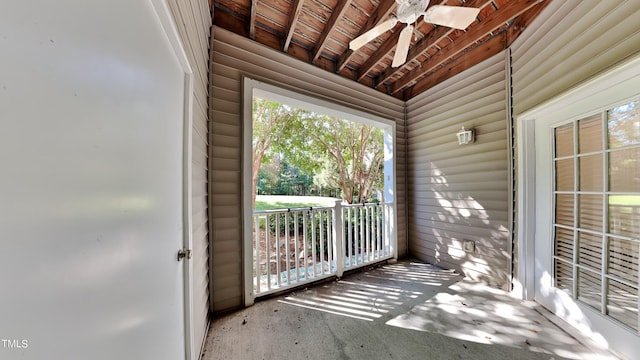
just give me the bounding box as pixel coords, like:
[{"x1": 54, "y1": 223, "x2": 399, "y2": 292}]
[
  {"x1": 257, "y1": 156, "x2": 314, "y2": 196},
  {"x1": 253, "y1": 97, "x2": 385, "y2": 205}
]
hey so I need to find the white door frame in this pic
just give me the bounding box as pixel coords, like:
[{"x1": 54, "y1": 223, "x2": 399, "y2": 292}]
[
  {"x1": 149, "y1": 1, "x2": 195, "y2": 359},
  {"x1": 516, "y1": 54, "x2": 640, "y2": 359}
]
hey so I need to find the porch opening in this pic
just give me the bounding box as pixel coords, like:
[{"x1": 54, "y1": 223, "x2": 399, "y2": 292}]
[{"x1": 242, "y1": 77, "x2": 398, "y2": 305}]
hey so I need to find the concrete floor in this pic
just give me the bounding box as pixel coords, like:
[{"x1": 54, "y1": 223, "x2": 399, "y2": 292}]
[{"x1": 203, "y1": 260, "x2": 618, "y2": 360}]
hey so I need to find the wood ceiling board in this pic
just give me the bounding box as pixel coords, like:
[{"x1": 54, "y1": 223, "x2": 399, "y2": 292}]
[
  {"x1": 337, "y1": 0, "x2": 397, "y2": 71},
  {"x1": 212, "y1": 0, "x2": 547, "y2": 98},
  {"x1": 362, "y1": 0, "x2": 477, "y2": 85},
  {"x1": 256, "y1": 1, "x2": 289, "y2": 31},
  {"x1": 390, "y1": 0, "x2": 542, "y2": 94},
  {"x1": 249, "y1": 0, "x2": 258, "y2": 39},
  {"x1": 215, "y1": 9, "x2": 249, "y2": 37},
  {"x1": 283, "y1": 0, "x2": 304, "y2": 51},
  {"x1": 492, "y1": 0, "x2": 512, "y2": 9},
  {"x1": 312, "y1": 0, "x2": 352, "y2": 62},
  {"x1": 215, "y1": 0, "x2": 251, "y2": 16}
]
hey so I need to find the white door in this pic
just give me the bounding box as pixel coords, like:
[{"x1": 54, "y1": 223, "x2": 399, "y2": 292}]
[
  {"x1": 522, "y1": 57, "x2": 640, "y2": 359},
  {"x1": 0, "y1": 1, "x2": 191, "y2": 359}
]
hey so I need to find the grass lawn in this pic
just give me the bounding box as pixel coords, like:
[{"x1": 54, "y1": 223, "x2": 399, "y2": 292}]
[
  {"x1": 609, "y1": 194, "x2": 640, "y2": 206},
  {"x1": 255, "y1": 195, "x2": 340, "y2": 211}
]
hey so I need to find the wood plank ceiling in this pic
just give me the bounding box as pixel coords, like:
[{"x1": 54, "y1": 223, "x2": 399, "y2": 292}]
[{"x1": 212, "y1": 0, "x2": 549, "y2": 100}]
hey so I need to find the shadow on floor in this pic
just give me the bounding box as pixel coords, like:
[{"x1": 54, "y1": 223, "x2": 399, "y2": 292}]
[{"x1": 203, "y1": 260, "x2": 617, "y2": 360}]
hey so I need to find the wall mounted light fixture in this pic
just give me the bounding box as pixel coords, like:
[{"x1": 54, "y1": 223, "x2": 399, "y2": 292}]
[{"x1": 456, "y1": 126, "x2": 474, "y2": 145}]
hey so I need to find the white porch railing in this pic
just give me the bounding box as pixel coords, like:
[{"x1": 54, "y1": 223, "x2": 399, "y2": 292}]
[{"x1": 251, "y1": 200, "x2": 394, "y2": 298}]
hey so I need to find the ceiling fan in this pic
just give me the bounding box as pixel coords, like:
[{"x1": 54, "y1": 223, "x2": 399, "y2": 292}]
[{"x1": 349, "y1": 0, "x2": 480, "y2": 68}]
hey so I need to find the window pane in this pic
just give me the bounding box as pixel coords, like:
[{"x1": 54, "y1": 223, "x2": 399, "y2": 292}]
[
  {"x1": 608, "y1": 100, "x2": 640, "y2": 149},
  {"x1": 609, "y1": 148, "x2": 640, "y2": 192},
  {"x1": 578, "y1": 231, "x2": 602, "y2": 271},
  {"x1": 609, "y1": 195, "x2": 640, "y2": 238},
  {"x1": 607, "y1": 279, "x2": 638, "y2": 331},
  {"x1": 555, "y1": 194, "x2": 574, "y2": 226},
  {"x1": 579, "y1": 115, "x2": 603, "y2": 153},
  {"x1": 555, "y1": 159, "x2": 574, "y2": 191},
  {"x1": 608, "y1": 237, "x2": 639, "y2": 286},
  {"x1": 555, "y1": 123, "x2": 574, "y2": 157},
  {"x1": 579, "y1": 194, "x2": 603, "y2": 231},
  {"x1": 579, "y1": 154, "x2": 603, "y2": 191},
  {"x1": 577, "y1": 268, "x2": 601, "y2": 311},
  {"x1": 555, "y1": 226, "x2": 574, "y2": 260},
  {"x1": 555, "y1": 258, "x2": 573, "y2": 294}
]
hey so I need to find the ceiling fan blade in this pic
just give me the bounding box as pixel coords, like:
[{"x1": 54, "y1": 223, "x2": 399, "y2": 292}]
[
  {"x1": 423, "y1": 5, "x2": 480, "y2": 30},
  {"x1": 349, "y1": 17, "x2": 398, "y2": 50},
  {"x1": 392, "y1": 24, "x2": 413, "y2": 68}
]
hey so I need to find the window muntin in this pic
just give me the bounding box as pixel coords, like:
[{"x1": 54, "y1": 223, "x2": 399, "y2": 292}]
[{"x1": 553, "y1": 99, "x2": 640, "y2": 332}]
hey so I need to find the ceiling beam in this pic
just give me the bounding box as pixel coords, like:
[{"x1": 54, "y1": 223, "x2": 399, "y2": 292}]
[
  {"x1": 390, "y1": 0, "x2": 542, "y2": 94},
  {"x1": 404, "y1": 30, "x2": 507, "y2": 99},
  {"x1": 403, "y1": 3, "x2": 551, "y2": 99},
  {"x1": 312, "y1": 0, "x2": 352, "y2": 63},
  {"x1": 356, "y1": 0, "x2": 448, "y2": 82},
  {"x1": 357, "y1": 30, "x2": 401, "y2": 81},
  {"x1": 283, "y1": 0, "x2": 304, "y2": 52},
  {"x1": 249, "y1": 0, "x2": 258, "y2": 40},
  {"x1": 336, "y1": 0, "x2": 396, "y2": 72},
  {"x1": 376, "y1": 0, "x2": 492, "y2": 86}
]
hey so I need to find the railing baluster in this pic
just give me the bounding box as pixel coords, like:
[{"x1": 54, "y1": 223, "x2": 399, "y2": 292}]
[
  {"x1": 358, "y1": 207, "x2": 362, "y2": 264},
  {"x1": 368, "y1": 206, "x2": 372, "y2": 261},
  {"x1": 327, "y1": 208, "x2": 333, "y2": 274},
  {"x1": 275, "y1": 213, "x2": 281, "y2": 286},
  {"x1": 285, "y1": 212, "x2": 290, "y2": 286},
  {"x1": 311, "y1": 209, "x2": 316, "y2": 279},
  {"x1": 294, "y1": 211, "x2": 299, "y2": 284},
  {"x1": 347, "y1": 207, "x2": 352, "y2": 268},
  {"x1": 266, "y1": 213, "x2": 271, "y2": 291},
  {"x1": 376, "y1": 205, "x2": 382, "y2": 259},
  {"x1": 385, "y1": 204, "x2": 390, "y2": 256},
  {"x1": 254, "y1": 214, "x2": 260, "y2": 294},
  {"x1": 334, "y1": 200, "x2": 344, "y2": 277},
  {"x1": 303, "y1": 210, "x2": 308, "y2": 281},
  {"x1": 319, "y1": 210, "x2": 325, "y2": 275}
]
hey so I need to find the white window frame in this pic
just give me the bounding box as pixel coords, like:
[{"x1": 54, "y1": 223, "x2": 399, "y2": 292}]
[{"x1": 241, "y1": 77, "x2": 398, "y2": 306}]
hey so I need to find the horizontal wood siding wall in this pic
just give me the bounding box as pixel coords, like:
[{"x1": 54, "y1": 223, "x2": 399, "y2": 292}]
[
  {"x1": 209, "y1": 27, "x2": 406, "y2": 312},
  {"x1": 511, "y1": 0, "x2": 640, "y2": 116},
  {"x1": 406, "y1": 53, "x2": 510, "y2": 288},
  {"x1": 168, "y1": 0, "x2": 212, "y2": 353},
  {"x1": 510, "y1": 0, "x2": 640, "y2": 286}
]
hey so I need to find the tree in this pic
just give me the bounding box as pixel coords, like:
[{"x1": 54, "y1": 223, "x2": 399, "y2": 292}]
[
  {"x1": 252, "y1": 99, "x2": 300, "y2": 208},
  {"x1": 285, "y1": 113, "x2": 385, "y2": 204},
  {"x1": 252, "y1": 98, "x2": 385, "y2": 206}
]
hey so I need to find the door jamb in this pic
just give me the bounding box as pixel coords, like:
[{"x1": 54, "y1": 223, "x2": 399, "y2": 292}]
[{"x1": 149, "y1": 1, "x2": 196, "y2": 360}]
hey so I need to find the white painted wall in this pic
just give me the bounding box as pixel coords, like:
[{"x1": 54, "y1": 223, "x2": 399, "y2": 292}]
[{"x1": 0, "y1": 1, "x2": 189, "y2": 359}]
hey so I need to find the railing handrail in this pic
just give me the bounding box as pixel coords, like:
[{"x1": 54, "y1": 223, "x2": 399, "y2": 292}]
[
  {"x1": 253, "y1": 202, "x2": 391, "y2": 215},
  {"x1": 342, "y1": 202, "x2": 388, "y2": 208},
  {"x1": 253, "y1": 206, "x2": 334, "y2": 215}
]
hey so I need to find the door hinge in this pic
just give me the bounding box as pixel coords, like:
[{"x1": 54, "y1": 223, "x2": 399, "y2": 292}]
[{"x1": 177, "y1": 248, "x2": 192, "y2": 261}]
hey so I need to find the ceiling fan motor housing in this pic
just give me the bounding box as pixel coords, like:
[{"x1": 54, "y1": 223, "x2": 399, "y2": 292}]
[{"x1": 396, "y1": 0, "x2": 430, "y2": 24}]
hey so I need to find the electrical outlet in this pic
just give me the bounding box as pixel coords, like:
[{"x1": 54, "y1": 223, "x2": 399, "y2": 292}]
[{"x1": 463, "y1": 239, "x2": 475, "y2": 253}]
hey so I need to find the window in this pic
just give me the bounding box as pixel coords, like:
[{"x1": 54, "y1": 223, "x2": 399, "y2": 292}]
[{"x1": 553, "y1": 99, "x2": 640, "y2": 331}]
